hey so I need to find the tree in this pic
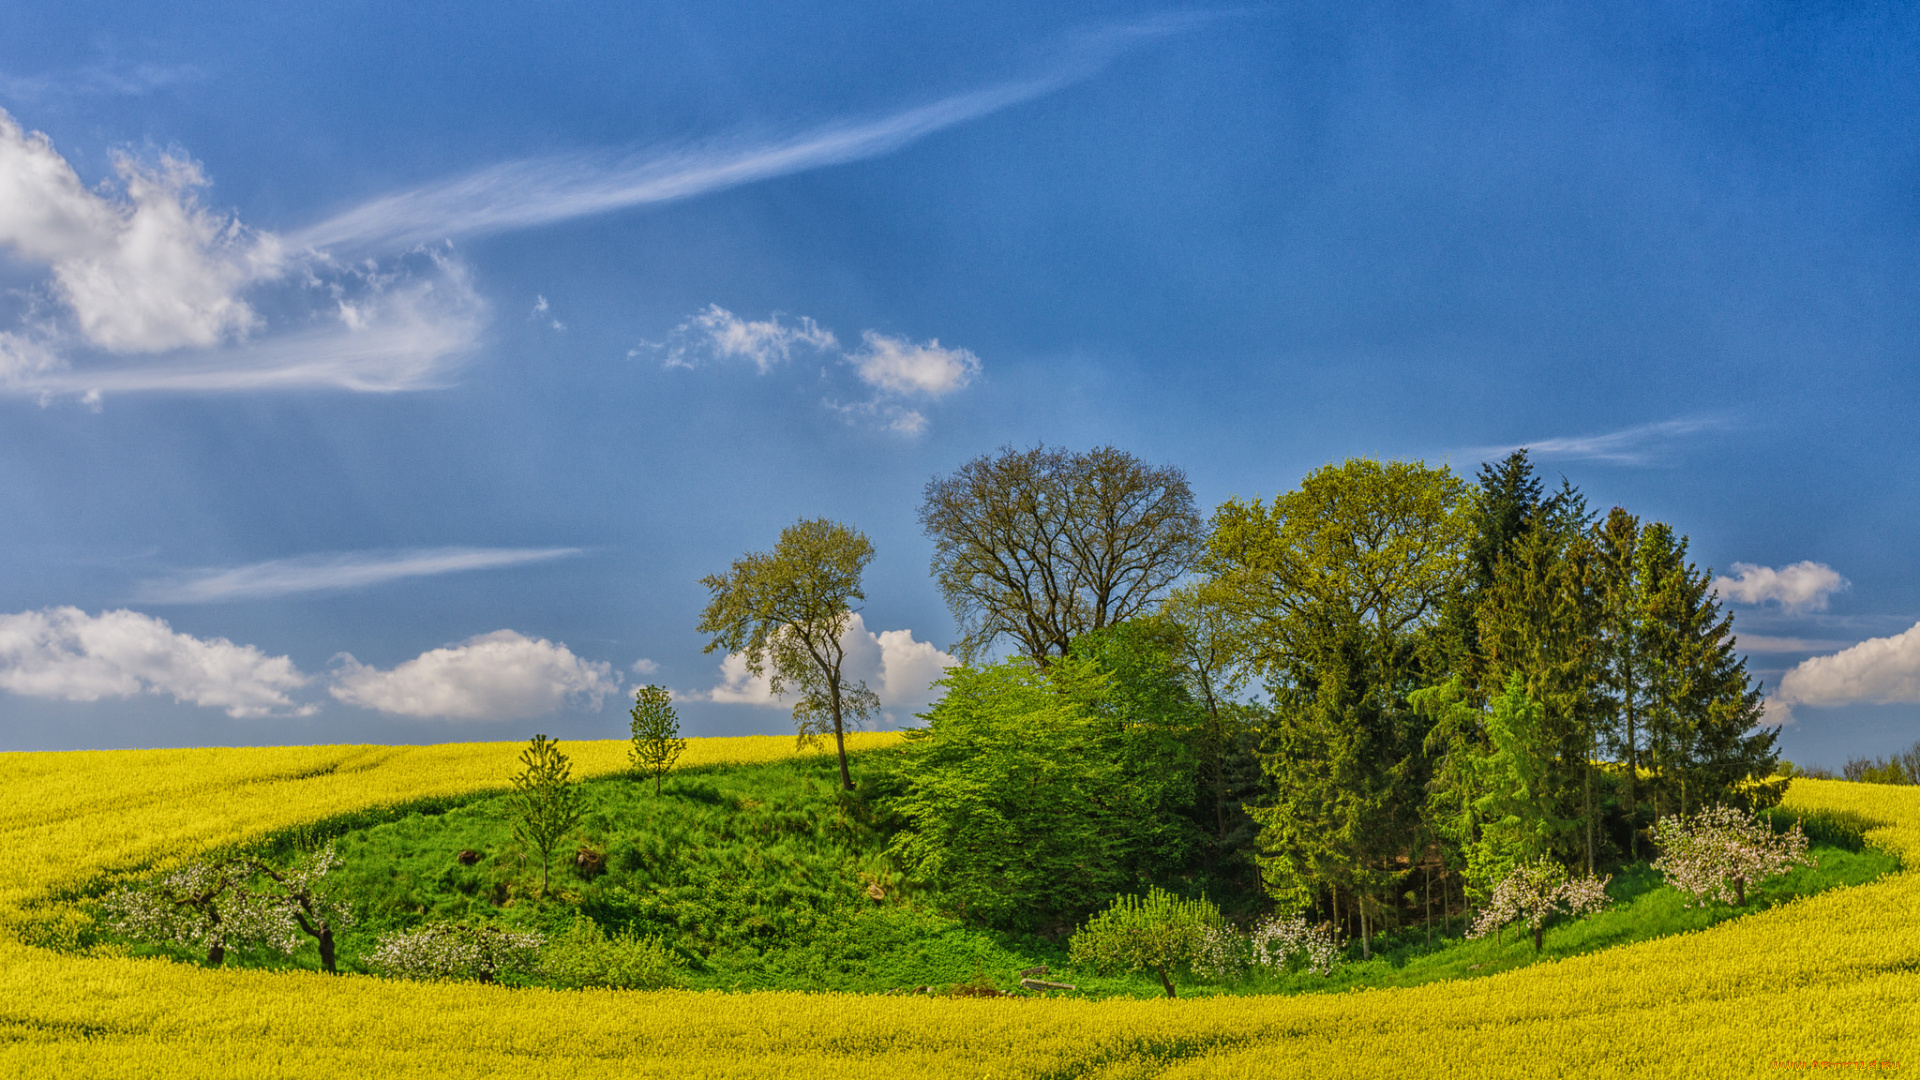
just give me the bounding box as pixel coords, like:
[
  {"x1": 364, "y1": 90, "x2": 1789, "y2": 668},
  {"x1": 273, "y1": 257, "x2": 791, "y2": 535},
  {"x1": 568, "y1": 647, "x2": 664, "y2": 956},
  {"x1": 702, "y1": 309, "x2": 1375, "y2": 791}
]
[
  {"x1": 629, "y1": 684, "x2": 686, "y2": 795},
  {"x1": 1652, "y1": 805, "x2": 1811, "y2": 907},
  {"x1": 1474, "y1": 493, "x2": 1607, "y2": 876},
  {"x1": 1415, "y1": 674, "x2": 1573, "y2": 901},
  {"x1": 1635, "y1": 524, "x2": 1783, "y2": 817},
  {"x1": 1068, "y1": 887, "x2": 1227, "y2": 998},
  {"x1": 919, "y1": 444, "x2": 1202, "y2": 665},
  {"x1": 1594, "y1": 506, "x2": 1649, "y2": 858},
  {"x1": 1160, "y1": 585, "x2": 1264, "y2": 860},
  {"x1": 886, "y1": 655, "x2": 1183, "y2": 930},
  {"x1": 102, "y1": 857, "x2": 285, "y2": 967},
  {"x1": 698, "y1": 517, "x2": 879, "y2": 790},
  {"x1": 510, "y1": 734, "x2": 584, "y2": 894},
  {"x1": 243, "y1": 843, "x2": 353, "y2": 973},
  {"x1": 1466, "y1": 859, "x2": 1611, "y2": 952},
  {"x1": 101, "y1": 845, "x2": 353, "y2": 971},
  {"x1": 1203, "y1": 457, "x2": 1471, "y2": 958}
]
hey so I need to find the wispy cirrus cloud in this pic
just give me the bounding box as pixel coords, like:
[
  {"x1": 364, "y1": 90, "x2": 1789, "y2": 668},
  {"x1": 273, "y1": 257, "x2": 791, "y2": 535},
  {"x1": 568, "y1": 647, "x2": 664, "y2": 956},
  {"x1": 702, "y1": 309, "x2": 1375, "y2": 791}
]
[
  {"x1": 0, "y1": 59, "x2": 206, "y2": 103},
  {"x1": 1465, "y1": 416, "x2": 1728, "y2": 466},
  {"x1": 291, "y1": 14, "x2": 1213, "y2": 254},
  {"x1": 135, "y1": 547, "x2": 582, "y2": 604}
]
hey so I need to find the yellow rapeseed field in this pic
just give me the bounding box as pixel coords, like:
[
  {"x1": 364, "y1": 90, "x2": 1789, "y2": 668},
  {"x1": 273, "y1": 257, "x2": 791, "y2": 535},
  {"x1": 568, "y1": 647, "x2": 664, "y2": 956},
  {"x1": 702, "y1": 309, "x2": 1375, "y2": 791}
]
[{"x1": 0, "y1": 743, "x2": 1912, "y2": 1079}]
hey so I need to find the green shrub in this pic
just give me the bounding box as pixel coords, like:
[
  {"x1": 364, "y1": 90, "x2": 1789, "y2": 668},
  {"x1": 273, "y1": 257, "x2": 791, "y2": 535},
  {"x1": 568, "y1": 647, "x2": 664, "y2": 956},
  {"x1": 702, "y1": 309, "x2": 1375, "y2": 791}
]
[
  {"x1": 1068, "y1": 887, "x2": 1225, "y2": 998},
  {"x1": 543, "y1": 916, "x2": 685, "y2": 990}
]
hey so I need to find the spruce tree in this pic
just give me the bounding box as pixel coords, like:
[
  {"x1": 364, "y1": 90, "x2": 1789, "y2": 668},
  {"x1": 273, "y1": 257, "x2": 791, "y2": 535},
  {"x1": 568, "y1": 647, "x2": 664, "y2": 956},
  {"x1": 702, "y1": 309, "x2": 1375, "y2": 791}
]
[{"x1": 1635, "y1": 524, "x2": 1782, "y2": 818}]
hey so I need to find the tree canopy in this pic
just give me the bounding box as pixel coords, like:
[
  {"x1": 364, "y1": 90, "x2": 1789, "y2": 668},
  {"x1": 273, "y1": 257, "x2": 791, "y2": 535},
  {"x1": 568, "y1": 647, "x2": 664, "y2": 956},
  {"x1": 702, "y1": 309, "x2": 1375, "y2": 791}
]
[
  {"x1": 697, "y1": 517, "x2": 879, "y2": 790},
  {"x1": 919, "y1": 444, "x2": 1202, "y2": 664}
]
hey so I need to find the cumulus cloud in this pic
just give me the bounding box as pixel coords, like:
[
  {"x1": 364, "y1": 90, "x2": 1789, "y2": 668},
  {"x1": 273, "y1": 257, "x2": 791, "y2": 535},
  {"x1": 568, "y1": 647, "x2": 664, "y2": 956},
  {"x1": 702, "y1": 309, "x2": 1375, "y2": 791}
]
[
  {"x1": 643, "y1": 304, "x2": 836, "y2": 373},
  {"x1": 135, "y1": 546, "x2": 581, "y2": 604},
  {"x1": 631, "y1": 658, "x2": 659, "y2": 675},
  {"x1": 1714, "y1": 561, "x2": 1849, "y2": 614},
  {"x1": 0, "y1": 606, "x2": 310, "y2": 718},
  {"x1": 0, "y1": 111, "x2": 483, "y2": 401},
  {"x1": 0, "y1": 109, "x2": 283, "y2": 353},
  {"x1": 1763, "y1": 621, "x2": 1920, "y2": 725},
  {"x1": 330, "y1": 630, "x2": 617, "y2": 721},
  {"x1": 848, "y1": 331, "x2": 980, "y2": 398},
  {"x1": 692, "y1": 613, "x2": 955, "y2": 721}
]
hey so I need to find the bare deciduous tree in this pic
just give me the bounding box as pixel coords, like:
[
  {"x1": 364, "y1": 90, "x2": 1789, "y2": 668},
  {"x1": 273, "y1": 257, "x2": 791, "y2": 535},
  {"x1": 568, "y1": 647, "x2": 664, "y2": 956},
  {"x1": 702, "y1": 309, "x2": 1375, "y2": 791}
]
[{"x1": 919, "y1": 444, "x2": 1201, "y2": 665}]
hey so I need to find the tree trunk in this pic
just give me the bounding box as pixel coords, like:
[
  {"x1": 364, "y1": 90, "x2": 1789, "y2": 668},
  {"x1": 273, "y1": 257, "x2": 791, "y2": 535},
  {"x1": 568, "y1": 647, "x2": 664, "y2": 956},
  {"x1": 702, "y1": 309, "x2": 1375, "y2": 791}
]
[
  {"x1": 1533, "y1": 923, "x2": 1543, "y2": 953},
  {"x1": 1154, "y1": 966, "x2": 1176, "y2": 998},
  {"x1": 318, "y1": 928, "x2": 336, "y2": 974},
  {"x1": 1424, "y1": 861, "x2": 1433, "y2": 948},
  {"x1": 1360, "y1": 898, "x2": 1371, "y2": 960},
  {"x1": 1734, "y1": 877, "x2": 1746, "y2": 906},
  {"x1": 207, "y1": 942, "x2": 225, "y2": 967},
  {"x1": 830, "y1": 676, "x2": 853, "y2": 791}
]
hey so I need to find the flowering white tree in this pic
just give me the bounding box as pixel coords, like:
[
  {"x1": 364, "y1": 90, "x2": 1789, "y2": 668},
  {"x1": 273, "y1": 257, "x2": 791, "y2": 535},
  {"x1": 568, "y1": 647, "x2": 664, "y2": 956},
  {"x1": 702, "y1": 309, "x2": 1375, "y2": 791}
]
[
  {"x1": 1248, "y1": 913, "x2": 1344, "y2": 976},
  {"x1": 1652, "y1": 805, "x2": 1812, "y2": 907},
  {"x1": 244, "y1": 844, "x2": 354, "y2": 973},
  {"x1": 101, "y1": 844, "x2": 354, "y2": 971},
  {"x1": 363, "y1": 922, "x2": 547, "y2": 983},
  {"x1": 1468, "y1": 860, "x2": 1611, "y2": 953},
  {"x1": 101, "y1": 859, "x2": 289, "y2": 967}
]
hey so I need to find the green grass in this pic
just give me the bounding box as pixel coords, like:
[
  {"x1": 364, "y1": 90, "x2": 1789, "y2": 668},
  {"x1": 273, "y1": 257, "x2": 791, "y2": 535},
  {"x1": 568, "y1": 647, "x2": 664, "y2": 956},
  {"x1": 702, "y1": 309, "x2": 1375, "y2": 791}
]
[{"x1": 87, "y1": 754, "x2": 1901, "y2": 999}]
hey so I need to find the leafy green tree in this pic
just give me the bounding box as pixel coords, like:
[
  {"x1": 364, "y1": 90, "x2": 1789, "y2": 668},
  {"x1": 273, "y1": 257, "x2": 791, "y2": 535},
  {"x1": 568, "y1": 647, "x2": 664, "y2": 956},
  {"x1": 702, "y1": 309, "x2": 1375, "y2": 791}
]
[
  {"x1": 886, "y1": 652, "x2": 1199, "y2": 931},
  {"x1": 1203, "y1": 457, "x2": 1471, "y2": 958},
  {"x1": 919, "y1": 444, "x2": 1202, "y2": 665},
  {"x1": 1160, "y1": 585, "x2": 1267, "y2": 871},
  {"x1": 1416, "y1": 674, "x2": 1573, "y2": 899},
  {"x1": 628, "y1": 684, "x2": 686, "y2": 795},
  {"x1": 698, "y1": 517, "x2": 879, "y2": 790},
  {"x1": 1069, "y1": 887, "x2": 1228, "y2": 998},
  {"x1": 510, "y1": 734, "x2": 584, "y2": 894}
]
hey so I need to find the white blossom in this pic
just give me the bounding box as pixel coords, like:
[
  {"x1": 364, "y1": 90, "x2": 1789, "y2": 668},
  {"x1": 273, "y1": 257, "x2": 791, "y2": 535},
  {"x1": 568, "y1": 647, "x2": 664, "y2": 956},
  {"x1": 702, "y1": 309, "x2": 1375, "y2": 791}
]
[{"x1": 1652, "y1": 805, "x2": 1812, "y2": 907}]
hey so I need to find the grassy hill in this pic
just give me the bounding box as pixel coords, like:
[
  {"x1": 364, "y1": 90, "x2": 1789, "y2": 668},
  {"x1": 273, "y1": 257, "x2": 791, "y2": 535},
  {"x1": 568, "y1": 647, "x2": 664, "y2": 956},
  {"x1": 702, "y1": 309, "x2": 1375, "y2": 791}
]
[{"x1": 94, "y1": 749, "x2": 1898, "y2": 998}]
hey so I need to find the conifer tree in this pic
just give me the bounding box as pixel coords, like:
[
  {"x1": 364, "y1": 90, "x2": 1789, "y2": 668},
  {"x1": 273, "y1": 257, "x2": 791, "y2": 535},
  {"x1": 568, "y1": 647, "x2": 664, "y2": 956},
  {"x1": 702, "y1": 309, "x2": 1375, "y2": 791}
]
[{"x1": 1635, "y1": 525, "x2": 1782, "y2": 816}]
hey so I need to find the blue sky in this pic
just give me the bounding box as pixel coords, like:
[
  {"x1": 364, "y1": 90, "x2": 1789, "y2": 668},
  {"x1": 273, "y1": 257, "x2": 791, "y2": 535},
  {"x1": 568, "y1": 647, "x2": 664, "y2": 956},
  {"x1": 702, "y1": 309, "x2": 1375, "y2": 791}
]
[{"x1": 1, "y1": 1, "x2": 1916, "y2": 768}]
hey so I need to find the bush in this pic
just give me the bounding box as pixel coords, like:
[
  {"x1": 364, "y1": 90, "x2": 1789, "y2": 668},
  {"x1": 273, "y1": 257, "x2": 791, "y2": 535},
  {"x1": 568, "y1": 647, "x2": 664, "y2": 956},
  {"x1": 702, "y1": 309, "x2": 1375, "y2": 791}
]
[
  {"x1": 1069, "y1": 888, "x2": 1225, "y2": 998},
  {"x1": 1652, "y1": 805, "x2": 1812, "y2": 908},
  {"x1": 543, "y1": 916, "x2": 684, "y2": 990},
  {"x1": 1247, "y1": 913, "x2": 1343, "y2": 976},
  {"x1": 363, "y1": 922, "x2": 546, "y2": 982}
]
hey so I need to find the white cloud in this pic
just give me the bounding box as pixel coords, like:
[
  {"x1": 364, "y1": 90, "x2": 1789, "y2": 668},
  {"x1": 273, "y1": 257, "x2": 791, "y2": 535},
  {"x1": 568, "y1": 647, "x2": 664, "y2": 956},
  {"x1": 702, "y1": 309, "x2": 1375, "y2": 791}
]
[
  {"x1": 1714, "y1": 561, "x2": 1848, "y2": 614},
  {"x1": 0, "y1": 606, "x2": 310, "y2": 718},
  {"x1": 286, "y1": 15, "x2": 1209, "y2": 255},
  {"x1": 330, "y1": 630, "x2": 617, "y2": 721},
  {"x1": 691, "y1": 613, "x2": 956, "y2": 720},
  {"x1": 643, "y1": 304, "x2": 836, "y2": 373},
  {"x1": 848, "y1": 331, "x2": 980, "y2": 398},
  {"x1": 530, "y1": 294, "x2": 564, "y2": 331},
  {"x1": 0, "y1": 109, "x2": 284, "y2": 353},
  {"x1": 631, "y1": 658, "x2": 659, "y2": 675},
  {"x1": 135, "y1": 547, "x2": 581, "y2": 604},
  {"x1": 1467, "y1": 417, "x2": 1727, "y2": 466},
  {"x1": 0, "y1": 111, "x2": 484, "y2": 401},
  {"x1": 1765, "y1": 620, "x2": 1920, "y2": 725}
]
